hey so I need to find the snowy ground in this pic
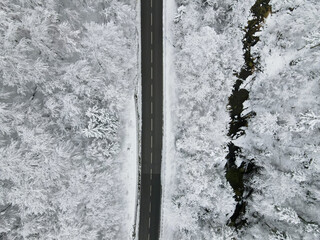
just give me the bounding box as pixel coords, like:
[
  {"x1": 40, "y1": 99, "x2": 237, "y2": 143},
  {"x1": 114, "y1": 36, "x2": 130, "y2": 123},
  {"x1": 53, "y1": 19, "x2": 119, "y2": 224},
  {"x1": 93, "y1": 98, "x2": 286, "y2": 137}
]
[
  {"x1": 133, "y1": 0, "x2": 142, "y2": 238},
  {"x1": 161, "y1": 0, "x2": 178, "y2": 239},
  {"x1": 119, "y1": 95, "x2": 138, "y2": 239}
]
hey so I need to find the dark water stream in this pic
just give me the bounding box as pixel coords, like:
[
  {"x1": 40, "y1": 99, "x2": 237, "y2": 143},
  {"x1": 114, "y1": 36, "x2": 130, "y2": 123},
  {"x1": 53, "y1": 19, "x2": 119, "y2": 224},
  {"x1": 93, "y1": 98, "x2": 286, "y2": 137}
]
[{"x1": 225, "y1": 0, "x2": 271, "y2": 228}]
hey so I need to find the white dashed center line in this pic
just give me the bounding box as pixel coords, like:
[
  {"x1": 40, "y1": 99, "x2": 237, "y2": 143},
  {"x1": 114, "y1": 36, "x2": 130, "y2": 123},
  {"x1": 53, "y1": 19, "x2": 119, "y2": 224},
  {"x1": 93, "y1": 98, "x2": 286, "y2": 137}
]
[
  {"x1": 151, "y1": 31, "x2": 153, "y2": 45},
  {"x1": 151, "y1": 118, "x2": 153, "y2": 131}
]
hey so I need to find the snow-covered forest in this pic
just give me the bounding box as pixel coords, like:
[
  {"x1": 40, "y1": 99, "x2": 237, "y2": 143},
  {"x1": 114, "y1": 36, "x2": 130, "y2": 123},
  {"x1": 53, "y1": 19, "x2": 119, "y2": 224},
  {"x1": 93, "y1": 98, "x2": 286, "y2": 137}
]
[
  {"x1": 0, "y1": 0, "x2": 138, "y2": 239},
  {"x1": 238, "y1": 1, "x2": 320, "y2": 238},
  {"x1": 163, "y1": 0, "x2": 320, "y2": 239}
]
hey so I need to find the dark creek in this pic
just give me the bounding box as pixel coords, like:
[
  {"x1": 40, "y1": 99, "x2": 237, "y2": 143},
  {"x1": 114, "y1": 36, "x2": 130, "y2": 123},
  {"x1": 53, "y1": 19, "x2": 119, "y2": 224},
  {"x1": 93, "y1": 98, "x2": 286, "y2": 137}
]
[{"x1": 225, "y1": 0, "x2": 271, "y2": 228}]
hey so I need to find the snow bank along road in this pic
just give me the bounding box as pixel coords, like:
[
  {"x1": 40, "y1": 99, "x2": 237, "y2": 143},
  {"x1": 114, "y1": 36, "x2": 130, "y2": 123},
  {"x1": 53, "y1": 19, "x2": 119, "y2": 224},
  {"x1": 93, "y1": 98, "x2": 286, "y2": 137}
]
[{"x1": 139, "y1": 0, "x2": 163, "y2": 239}]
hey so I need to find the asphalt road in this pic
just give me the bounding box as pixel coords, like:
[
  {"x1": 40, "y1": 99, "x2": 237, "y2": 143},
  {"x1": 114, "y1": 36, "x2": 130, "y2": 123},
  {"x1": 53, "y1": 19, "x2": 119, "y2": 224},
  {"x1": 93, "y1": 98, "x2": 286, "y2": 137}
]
[{"x1": 139, "y1": 0, "x2": 163, "y2": 239}]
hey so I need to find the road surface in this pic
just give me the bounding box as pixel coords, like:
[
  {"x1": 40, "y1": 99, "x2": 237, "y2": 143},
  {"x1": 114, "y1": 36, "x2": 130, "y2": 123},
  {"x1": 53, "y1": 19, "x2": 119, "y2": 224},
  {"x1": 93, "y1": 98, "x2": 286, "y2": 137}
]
[{"x1": 139, "y1": 0, "x2": 163, "y2": 239}]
